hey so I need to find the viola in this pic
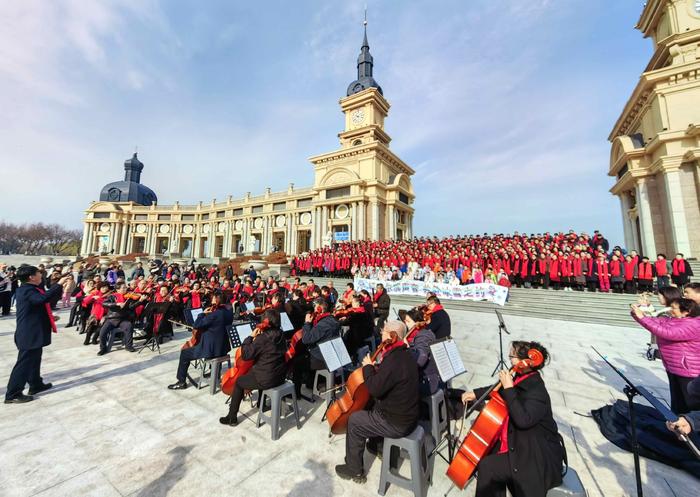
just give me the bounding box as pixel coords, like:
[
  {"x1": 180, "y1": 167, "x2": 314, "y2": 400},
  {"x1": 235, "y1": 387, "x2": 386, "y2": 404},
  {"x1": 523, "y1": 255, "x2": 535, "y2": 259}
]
[
  {"x1": 326, "y1": 339, "x2": 392, "y2": 435},
  {"x1": 181, "y1": 304, "x2": 217, "y2": 350},
  {"x1": 221, "y1": 320, "x2": 270, "y2": 395},
  {"x1": 284, "y1": 310, "x2": 317, "y2": 363},
  {"x1": 446, "y1": 348, "x2": 544, "y2": 489}
]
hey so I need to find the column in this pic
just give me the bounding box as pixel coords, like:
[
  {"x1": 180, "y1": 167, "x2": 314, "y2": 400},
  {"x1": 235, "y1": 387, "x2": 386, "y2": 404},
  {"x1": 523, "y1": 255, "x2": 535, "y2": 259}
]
[
  {"x1": 359, "y1": 202, "x2": 366, "y2": 240},
  {"x1": 619, "y1": 194, "x2": 634, "y2": 252},
  {"x1": 371, "y1": 201, "x2": 379, "y2": 241},
  {"x1": 407, "y1": 213, "x2": 413, "y2": 239},
  {"x1": 663, "y1": 170, "x2": 691, "y2": 255},
  {"x1": 310, "y1": 208, "x2": 317, "y2": 249},
  {"x1": 636, "y1": 179, "x2": 657, "y2": 257},
  {"x1": 351, "y1": 203, "x2": 357, "y2": 241},
  {"x1": 388, "y1": 205, "x2": 395, "y2": 240},
  {"x1": 111, "y1": 224, "x2": 121, "y2": 253},
  {"x1": 120, "y1": 224, "x2": 129, "y2": 255},
  {"x1": 80, "y1": 223, "x2": 89, "y2": 255}
]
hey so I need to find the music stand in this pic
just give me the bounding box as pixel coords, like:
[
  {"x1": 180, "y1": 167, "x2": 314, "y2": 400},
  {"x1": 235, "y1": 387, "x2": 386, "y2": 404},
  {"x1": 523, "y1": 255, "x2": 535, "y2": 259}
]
[
  {"x1": 429, "y1": 338, "x2": 468, "y2": 462},
  {"x1": 592, "y1": 346, "x2": 646, "y2": 497},
  {"x1": 138, "y1": 301, "x2": 170, "y2": 355},
  {"x1": 491, "y1": 309, "x2": 510, "y2": 376}
]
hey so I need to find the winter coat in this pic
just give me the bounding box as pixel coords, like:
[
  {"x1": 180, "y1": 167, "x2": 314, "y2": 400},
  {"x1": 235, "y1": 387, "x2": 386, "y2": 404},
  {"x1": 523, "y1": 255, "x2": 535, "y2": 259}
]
[{"x1": 633, "y1": 315, "x2": 700, "y2": 377}]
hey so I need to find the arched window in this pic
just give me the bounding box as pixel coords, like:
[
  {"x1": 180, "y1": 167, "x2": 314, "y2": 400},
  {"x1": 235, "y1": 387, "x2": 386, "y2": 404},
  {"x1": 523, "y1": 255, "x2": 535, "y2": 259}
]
[{"x1": 352, "y1": 139, "x2": 362, "y2": 146}]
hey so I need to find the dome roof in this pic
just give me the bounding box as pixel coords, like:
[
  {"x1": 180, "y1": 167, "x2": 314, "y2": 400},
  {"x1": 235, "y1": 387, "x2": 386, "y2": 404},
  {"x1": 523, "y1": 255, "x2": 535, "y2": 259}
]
[
  {"x1": 98, "y1": 153, "x2": 157, "y2": 206},
  {"x1": 99, "y1": 180, "x2": 157, "y2": 205}
]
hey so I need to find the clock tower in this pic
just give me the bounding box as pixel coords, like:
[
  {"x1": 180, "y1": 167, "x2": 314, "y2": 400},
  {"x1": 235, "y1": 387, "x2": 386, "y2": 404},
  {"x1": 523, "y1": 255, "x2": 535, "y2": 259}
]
[{"x1": 308, "y1": 18, "x2": 415, "y2": 244}]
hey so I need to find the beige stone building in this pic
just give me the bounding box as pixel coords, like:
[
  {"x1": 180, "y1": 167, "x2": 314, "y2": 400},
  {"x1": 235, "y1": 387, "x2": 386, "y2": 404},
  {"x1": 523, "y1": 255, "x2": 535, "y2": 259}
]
[
  {"x1": 609, "y1": 0, "x2": 700, "y2": 258},
  {"x1": 81, "y1": 25, "x2": 415, "y2": 260}
]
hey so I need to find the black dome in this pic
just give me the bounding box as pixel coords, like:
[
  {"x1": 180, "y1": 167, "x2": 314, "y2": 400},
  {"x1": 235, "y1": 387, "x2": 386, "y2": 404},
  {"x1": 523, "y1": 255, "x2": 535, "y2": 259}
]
[{"x1": 98, "y1": 153, "x2": 157, "y2": 206}]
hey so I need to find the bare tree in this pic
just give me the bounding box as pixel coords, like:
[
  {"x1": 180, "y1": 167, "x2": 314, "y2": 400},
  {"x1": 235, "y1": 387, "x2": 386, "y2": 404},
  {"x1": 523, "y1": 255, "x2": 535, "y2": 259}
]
[{"x1": 0, "y1": 221, "x2": 82, "y2": 255}]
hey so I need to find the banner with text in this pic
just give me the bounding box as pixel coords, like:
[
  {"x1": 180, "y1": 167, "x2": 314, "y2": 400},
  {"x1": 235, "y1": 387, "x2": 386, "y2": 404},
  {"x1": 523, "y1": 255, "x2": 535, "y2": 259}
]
[{"x1": 354, "y1": 278, "x2": 509, "y2": 306}]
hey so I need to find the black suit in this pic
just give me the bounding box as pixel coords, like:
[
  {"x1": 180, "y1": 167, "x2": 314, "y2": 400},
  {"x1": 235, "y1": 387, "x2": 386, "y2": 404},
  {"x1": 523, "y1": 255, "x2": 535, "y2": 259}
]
[
  {"x1": 5, "y1": 282, "x2": 63, "y2": 400},
  {"x1": 226, "y1": 327, "x2": 288, "y2": 417},
  {"x1": 473, "y1": 372, "x2": 564, "y2": 497},
  {"x1": 176, "y1": 306, "x2": 233, "y2": 383},
  {"x1": 427, "y1": 309, "x2": 451, "y2": 340}
]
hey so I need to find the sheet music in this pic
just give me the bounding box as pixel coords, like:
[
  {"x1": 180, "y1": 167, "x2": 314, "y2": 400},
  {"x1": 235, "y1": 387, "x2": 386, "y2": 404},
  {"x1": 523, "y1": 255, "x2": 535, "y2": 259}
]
[
  {"x1": 318, "y1": 337, "x2": 352, "y2": 372},
  {"x1": 331, "y1": 337, "x2": 352, "y2": 369},
  {"x1": 430, "y1": 340, "x2": 467, "y2": 382},
  {"x1": 319, "y1": 340, "x2": 342, "y2": 372},
  {"x1": 228, "y1": 322, "x2": 254, "y2": 348},
  {"x1": 445, "y1": 339, "x2": 466, "y2": 376},
  {"x1": 280, "y1": 312, "x2": 294, "y2": 332},
  {"x1": 244, "y1": 302, "x2": 256, "y2": 312},
  {"x1": 189, "y1": 308, "x2": 203, "y2": 323}
]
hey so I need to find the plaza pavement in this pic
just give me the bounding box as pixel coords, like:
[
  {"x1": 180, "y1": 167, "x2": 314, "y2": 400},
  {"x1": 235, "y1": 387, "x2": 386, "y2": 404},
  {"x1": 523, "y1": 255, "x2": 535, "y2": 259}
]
[{"x1": 0, "y1": 305, "x2": 696, "y2": 497}]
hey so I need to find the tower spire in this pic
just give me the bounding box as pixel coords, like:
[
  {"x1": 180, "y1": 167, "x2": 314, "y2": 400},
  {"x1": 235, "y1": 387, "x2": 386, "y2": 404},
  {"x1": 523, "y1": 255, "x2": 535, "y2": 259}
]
[{"x1": 346, "y1": 10, "x2": 382, "y2": 96}]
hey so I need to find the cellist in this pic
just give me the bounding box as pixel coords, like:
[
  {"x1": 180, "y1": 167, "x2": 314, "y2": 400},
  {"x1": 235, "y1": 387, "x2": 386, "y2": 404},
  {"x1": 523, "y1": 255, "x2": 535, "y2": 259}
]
[
  {"x1": 460, "y1": 341, "x2": 564, "y2": 497},
  {"x1": 219, "y1": 309, "x2": 287, "y2": 426},
  {"x1": 167, "y1": 291, "x2": 232, "y2": 390},
  {"x1": 335, "y1": 320, "x2": 420, "y2": 484}
]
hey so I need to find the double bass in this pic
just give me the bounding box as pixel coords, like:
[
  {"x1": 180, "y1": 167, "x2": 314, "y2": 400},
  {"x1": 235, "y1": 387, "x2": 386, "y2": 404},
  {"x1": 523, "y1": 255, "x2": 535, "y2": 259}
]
[
  {"x1": 325, "y1": 338, "x2": 392, "y2": 435},
  {"x1": 446, "y1": 348, "x2": 544, "y2": 489},
  {"x1": 220, "y1": 319, "x2": 270, "y2": 396}
]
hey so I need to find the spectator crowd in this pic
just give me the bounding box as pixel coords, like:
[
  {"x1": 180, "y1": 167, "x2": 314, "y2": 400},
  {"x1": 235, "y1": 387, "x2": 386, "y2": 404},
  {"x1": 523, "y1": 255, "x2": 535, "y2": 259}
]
[{"x1": 290, "y1": 230, "x2": 695, "y2": 293}]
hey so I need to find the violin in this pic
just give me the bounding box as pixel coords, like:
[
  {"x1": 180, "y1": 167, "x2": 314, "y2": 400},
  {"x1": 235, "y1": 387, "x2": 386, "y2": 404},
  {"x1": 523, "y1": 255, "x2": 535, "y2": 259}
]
[
  {"x1": 181, "y1": 304, "x2": 217, "y2": 350},
  {"x1": 446, "y1": 348, "x2": 544, "y2": 489},
  {"x1": 284, "y1": 309, "x2": 316, "y2": 363},
  {"x1": 326, "y1": 338, "x2": 393, "y2": 435},
  {"x1": 221, "y1": 319, "x2": 270, "y2": 395}
]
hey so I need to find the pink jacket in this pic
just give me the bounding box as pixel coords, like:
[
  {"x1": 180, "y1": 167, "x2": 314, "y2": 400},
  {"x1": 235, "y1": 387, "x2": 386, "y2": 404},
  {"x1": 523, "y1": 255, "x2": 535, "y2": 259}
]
[{"x1": 633, "y1": 315, "x2": 700, "y2": 377}]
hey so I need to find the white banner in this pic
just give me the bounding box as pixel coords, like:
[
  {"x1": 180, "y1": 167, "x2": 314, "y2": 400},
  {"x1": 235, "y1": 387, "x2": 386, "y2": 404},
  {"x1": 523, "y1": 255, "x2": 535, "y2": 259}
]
[{"x1": 354, "y1": 277, "x2": 509, "y2": 306}]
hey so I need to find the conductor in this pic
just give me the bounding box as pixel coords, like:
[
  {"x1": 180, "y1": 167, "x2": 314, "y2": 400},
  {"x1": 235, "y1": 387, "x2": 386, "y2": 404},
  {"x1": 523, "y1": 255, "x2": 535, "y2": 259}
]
[{"x1": 4, "y1": 265, "x2": 63, "y2": 404}]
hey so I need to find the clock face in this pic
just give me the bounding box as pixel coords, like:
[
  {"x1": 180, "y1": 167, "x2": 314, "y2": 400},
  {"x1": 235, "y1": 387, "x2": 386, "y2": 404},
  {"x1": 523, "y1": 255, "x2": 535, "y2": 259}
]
[{"x1": 351, "y1": 109, "x2": 365, "y2": 125}]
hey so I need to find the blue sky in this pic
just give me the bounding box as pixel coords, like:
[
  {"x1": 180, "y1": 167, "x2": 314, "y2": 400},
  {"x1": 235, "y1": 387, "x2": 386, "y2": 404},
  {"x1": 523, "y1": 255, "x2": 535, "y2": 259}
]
[{"x1": 0, "y1": 0, "x2": 651, "y2": 247}]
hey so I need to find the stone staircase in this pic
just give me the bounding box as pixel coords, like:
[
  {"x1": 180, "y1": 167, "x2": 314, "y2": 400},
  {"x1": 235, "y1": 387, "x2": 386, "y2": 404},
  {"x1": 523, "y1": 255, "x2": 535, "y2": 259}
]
[{"x1": 326, "y1": 264, "x2": 698, "y2": 328}]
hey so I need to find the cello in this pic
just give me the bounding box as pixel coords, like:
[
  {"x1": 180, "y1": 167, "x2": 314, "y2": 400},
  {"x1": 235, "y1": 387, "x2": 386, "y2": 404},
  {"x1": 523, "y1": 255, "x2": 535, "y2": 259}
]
[
  {"x1": 220, "y1": 319, "x2": 270, "y2": 396},
  {"x1": 446, "y1": 348, "x2": 544, "y2": 489},
  {"x1": 325, "y1": 338, "x2": 393, "y2": 435}
]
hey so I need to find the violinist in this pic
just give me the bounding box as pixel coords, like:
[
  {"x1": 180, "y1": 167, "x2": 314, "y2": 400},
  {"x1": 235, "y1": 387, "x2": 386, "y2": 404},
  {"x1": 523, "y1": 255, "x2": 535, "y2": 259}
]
[
  {"x1": 426, "y1": 295, "x2": 451, "y2": 340},
  {"x1": 82, "y1": 283, "x2": 111, "y2": 346},
  {"x1": 335, "y1": 320, "x2": 420, "y2": 483},
  {"x1": 168, "y1": 290, "x2": 232, "y2": 390},
  {"x1": 372, "y1": 284, "x2": 391, "y2": 329},
  {"x1": 341, "y1": 282, "x2": 355, "y2": 307},
  {"x1": 292, "y1": 298, "x2": 340, "y2": 398},
  {"x1": 97, "y1": 282, "x2": 148, "y2": 355},
  {"x1": 143, "y1": 284, "x2": 175, "y2": 343},
  {"x1": 399, "y1": 308, "x2": 441, "y2": 397},
  {"x1": 219, "y1": 309, "x2": 288, "y2": 426},
  {"x1": 460, "y1": 341, "x2": 564, "y2": 497},
  {"x1": 285, "y1": 290, "x2": 311, "y2": 331},
  {"x1": 338, "y1": 296, "x2": 374, "y2": 362}
]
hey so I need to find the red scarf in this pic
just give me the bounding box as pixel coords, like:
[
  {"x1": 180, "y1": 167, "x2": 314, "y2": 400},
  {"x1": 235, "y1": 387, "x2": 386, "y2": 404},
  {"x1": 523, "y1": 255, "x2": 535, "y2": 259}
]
[
  {"x1": 639, "y1": 262, "x2": 652, "y2": 280},
  {"x1": 35, "y1": 287, "x2": 57, "y2": 333},
  {"x1": 379, "y1": 340, "x2": 406, "y2": 361},
  {"x1": 498, "y1": 372, "x2": 537, "y2": 453},
  {"x1": 431, "y1": 304, "x2": 444, "y2": 313},
  {"x1": 191, "y1": 291, "x2": 201, "y2": 309},
  {"x1": 373, "y1": 289, "x2": 383, "y2": 302},
  {"x1": 655, "y1": 260, "x2": 668, "y2": 276},
  {"x1": 406, "y1": 323, "x2": 425, "y2": 344},
  {"x1": 312, "y1": 312, "x2": 330, "y2": 327},
  {"x1": 610, "y1": 260, "x2": 621, "y2": 277},
  {"x1": 672, "y1": 259, "x2": 686, "y2": 276}
]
